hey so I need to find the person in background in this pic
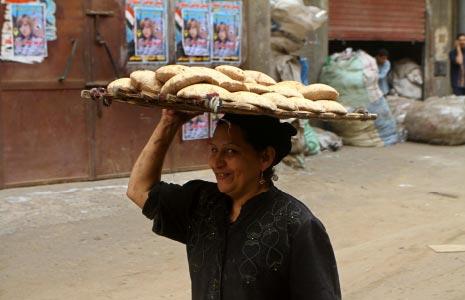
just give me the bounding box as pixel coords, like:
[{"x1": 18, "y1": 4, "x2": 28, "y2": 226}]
[
  {"x1": 375, "y1": 48, "x2": 391, "y2": 96},
  {"x1": 449, "y1": 33, "x2": 465, "y2": 95}
]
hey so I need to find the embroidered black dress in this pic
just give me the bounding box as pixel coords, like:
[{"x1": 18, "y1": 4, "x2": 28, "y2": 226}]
[{"x1": 143, "y1": 180, "x2": 341, "y2": 300}]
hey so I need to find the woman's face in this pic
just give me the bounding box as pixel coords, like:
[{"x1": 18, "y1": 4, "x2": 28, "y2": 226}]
[
  {"x1": 208, "y1": 123, "x2": 264, "y2": 200},
  {"x1": 142, "y1": 26, "x2": 152, "y2": 39},
  {"x1": 189, "y1": 26, "x2": 198, "y2": 39},
  {"x1": 218, "y1": 29, "x2": 227, "y2": 42},
  {"x1": 19, "y1": 22, "x2": 32, "y2": 38}
]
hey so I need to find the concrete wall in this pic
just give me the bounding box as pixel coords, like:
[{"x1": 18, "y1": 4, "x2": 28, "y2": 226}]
[
  {"x1": 424, "y1": 0, "x2": 455, "y2": 97},
  {"x1": 303, "y1": 0, "x2": 329, "y2": 84},
  {"x1": 242, "y1": 0, "x2": 271, "y2": 73}
]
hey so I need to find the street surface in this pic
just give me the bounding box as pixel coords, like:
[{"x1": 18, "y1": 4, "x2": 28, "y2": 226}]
[{"x1": 1, "y1": 143, "x2": 465, "y2": 300}]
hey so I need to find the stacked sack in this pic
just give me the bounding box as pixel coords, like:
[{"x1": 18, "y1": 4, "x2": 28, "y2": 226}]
[
  {"x1": 320, "y1": 49, "x2": 399, "y2": 147},
  {"x1": 106, "y1": 65, "x2": 347, "y2": 115}
]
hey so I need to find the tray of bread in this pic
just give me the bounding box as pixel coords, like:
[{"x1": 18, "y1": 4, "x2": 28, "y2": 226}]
[{"x1": 80, "y1": 65, "x2": 377, "y2": 121}]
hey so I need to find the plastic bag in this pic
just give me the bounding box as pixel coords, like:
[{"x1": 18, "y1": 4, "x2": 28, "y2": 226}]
[
  {"x1": 270, "y1": 0, "x2": 327, "y2": 40},
  {"x1": 405, "y1": 96, "x2": 465, "y2": 145},
  {"x1": 386, "y1": 95, "x2": 419, "y2": 142},
  {"x1": 314, "y1": 127, "x2": 343, "y2": 151},
  {"x1": 390, "y1": 59, "x2": 423, "y2": 100}
]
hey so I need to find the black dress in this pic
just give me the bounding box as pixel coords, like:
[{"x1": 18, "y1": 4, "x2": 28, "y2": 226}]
[{"x1": 143, "y1": 180, "x2": 341, "y2": 300}]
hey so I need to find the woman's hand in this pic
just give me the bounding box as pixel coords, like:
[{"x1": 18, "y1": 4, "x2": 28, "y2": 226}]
[{"x1": 161, "y1": 109, "x2": 201, "y2": 125}]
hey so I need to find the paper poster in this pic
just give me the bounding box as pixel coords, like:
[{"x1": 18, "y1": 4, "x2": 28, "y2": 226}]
[
  {"x1": 175, "y1": 0, "x2": 211, "y2": 63},
  {"x1": 182, "y1": 113, "x2": 210, "y2": 141},
  {"x1": 126, "y1": 0, "x2": 168, "y2": 64},
  {"x1": 211, "y1": 1, "x2": 241, "y2": 63},
  {"x1": 209, "y1": 113, "x2": 224, "y2": 137},
  {"x1": 1, "y1": 0, "x2": 55, "y2": 63}
]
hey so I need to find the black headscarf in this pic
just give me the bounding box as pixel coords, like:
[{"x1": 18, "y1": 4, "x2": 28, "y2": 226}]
[{"x1": 219, "y1": 114, "x2": 297, "y2": 166}]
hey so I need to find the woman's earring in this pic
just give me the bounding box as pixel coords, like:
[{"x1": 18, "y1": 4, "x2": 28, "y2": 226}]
[{"x1": 259, "y1": 171, "x2": 266, "y2": 185}]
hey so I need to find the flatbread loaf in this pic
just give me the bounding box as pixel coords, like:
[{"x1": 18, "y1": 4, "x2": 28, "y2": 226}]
[
  {"x1": 262, "y1": 92, "x2": 298, "y2": 111},
  {"x1": 215, "y1": 65, "x2": 246, "y2": 81},
  {"x1": 289, "y1": 97, "x2": 326, "y2": 113},
  {"x1": 316, "y1": 100, "x2": 347, "y2": 114},
  {"x1": 160, "y1": 72, "x2": 210, "y2": 96},
  {"x1": 224, "y1": 91, "x2": 277, "y2": 111},
  {"x1": 130, "y1": 70, "x2": 161, "y2": 96},
  {"x1": 301, "y1": 83, "x2": 339, "y2": 101},
  {"x1": 155, "y1": 65, "x2": 190, "y2": 83},
  {"x1": 107, "y1": 78, "x2": 136, "y2": 95},
  {"x1": 269, "y1": 85, "x2": 303, "y2": 98},
  {"x1": 274, "y1": 80, "x2": 304, "y2": 91},
  {"x1": 190, "y1": 67, "x2": 248, "y2": 92},
  {"x1": 244, "y1": 70, "x2": 277, "y2": 86},
  {"x1": 244, "y1": 83, "x2": 272, "y2": 94},
  {"x1": 177, "y1": 84, "x2": 231, "y2": 100}
]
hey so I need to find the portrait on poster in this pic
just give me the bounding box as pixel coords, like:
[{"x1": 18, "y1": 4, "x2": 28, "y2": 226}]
[
  {"x1": 182, "y1": 9, "x2": 210, "y2": 57},
  {"x1": 212, "y1": 13, "x2": 240, "y2": 61},
  {"x1": 11, "y1": 3, "x2": 47, "y2": 58},
  {"x1": 182, "y1": 113, "x2": 210, "y2": 141},
  {"x1": 175, "y1": 2, "x2": 211, "y2": 63},
  {"x1": 134, "y1": 7, "x2": 167, "y2": 60},
  {"x1": 211, "y1": 1, "x2": 242, "y2": 63}
]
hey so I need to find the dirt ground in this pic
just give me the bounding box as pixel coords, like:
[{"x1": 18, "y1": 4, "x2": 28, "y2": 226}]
[{"x1": 1, "y1": 142, "x2": 465, "y2": 300}]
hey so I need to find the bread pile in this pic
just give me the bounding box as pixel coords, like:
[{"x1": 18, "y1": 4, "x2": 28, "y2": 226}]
[{"x1": 107, "y1": 65, "x2": 347, "y2": 115}]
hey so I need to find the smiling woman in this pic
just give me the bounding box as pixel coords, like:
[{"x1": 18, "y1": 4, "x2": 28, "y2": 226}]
[{"x1": 126, "y1": 110, "x2": 341, "y2": 300}]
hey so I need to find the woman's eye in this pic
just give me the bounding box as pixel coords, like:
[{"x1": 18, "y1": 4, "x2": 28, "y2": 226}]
[
  {"x1": 226, "y1": 149, "x2": 236, "y2": 155},
  {"x1": 210, "y1": 147, "x2": 218, "y2": 154}
]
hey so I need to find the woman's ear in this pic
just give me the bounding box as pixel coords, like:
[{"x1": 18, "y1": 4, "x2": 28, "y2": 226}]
[{"x1": 260, "y1": 146, "x2": 276, "y2": 171}]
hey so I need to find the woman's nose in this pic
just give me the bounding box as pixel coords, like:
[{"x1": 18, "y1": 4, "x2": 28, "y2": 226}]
[{"x1": 210, "y1": 153, "x2": 226, "y2": 169}]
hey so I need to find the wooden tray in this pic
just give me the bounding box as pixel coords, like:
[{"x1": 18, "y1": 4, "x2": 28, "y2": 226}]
[{"x1": 81, "y1": 88, "x2": 377, "y2": 121}]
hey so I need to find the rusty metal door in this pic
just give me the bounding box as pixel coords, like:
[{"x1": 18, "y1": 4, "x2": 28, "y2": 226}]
[
  {"x1": 0, "y1": 0, "x2": 90, "y2": 187},
  {"x1": 329, "y1": 0, "x2": 426, "y2": 42},
  {"x1": 0, "y1": 0, "x2": 210, "y2": 188}
]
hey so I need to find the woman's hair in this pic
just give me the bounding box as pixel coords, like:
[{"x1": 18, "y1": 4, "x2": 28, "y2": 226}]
[
  {"x1": 16, "y1": 14, "x2": 35, "y2": 38},
  {"x1": 186, "y1": 18, "x2": 200, "y2": 38},
  {"x1": 215, "y1": 22, "x2": 229, "y2": 42},
  {"x1": 218, "y1": 114, "x2": 297, "y2": 184},
  {"x1": 140, "y1": 18, "x2": 155, "y2": 38}
]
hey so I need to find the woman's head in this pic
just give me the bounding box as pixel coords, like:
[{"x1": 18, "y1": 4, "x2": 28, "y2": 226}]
[
  {"x1": 216, "y1": 23, "x2": 228, "y2": 42},
  {"x1": 140, "y1": 18, "x2": 155, "y2": 39},
  {"x1": 186, "y1": 19, "x2": 200, "y2": 39},
  {"x1": 16, "y1": 15, "x2": 34, "y2": 39},
  {"x1": 208, "y1": 114, "x2": 296, "y2": 200}
]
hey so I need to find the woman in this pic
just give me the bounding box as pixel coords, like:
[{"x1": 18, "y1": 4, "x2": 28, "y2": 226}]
[
  {"x1": 127, "y1": 110, "x2": 341, "y2": 300},
  {"x1": 136, "y1": 18, "x2": 163, "y2": 56}
]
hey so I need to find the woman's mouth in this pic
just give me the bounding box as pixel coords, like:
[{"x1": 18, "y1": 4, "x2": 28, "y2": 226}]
[{"x1": 215, "y1": 172, "x2": 232, "y2": 181}]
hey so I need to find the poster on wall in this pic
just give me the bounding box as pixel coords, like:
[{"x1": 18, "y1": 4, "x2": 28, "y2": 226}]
[
  {"x1": 182, "y1": 113, "x2": 210, "y2": 141},
  {"x1": 211, "y1": 1, "x2": 241, "y2": 63},
  {"x1": 126, "y1": 0, "x2": 168, "y2": 64},
  {"x1": 11, "y1": 3, "x2": 47, "y2": 57},
  {"x1": 0, "y1": 0, "x2": 56, "y2": 63},
  {"x1": 175, "y1": 0, "x2": 211, "y2": 64}
]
